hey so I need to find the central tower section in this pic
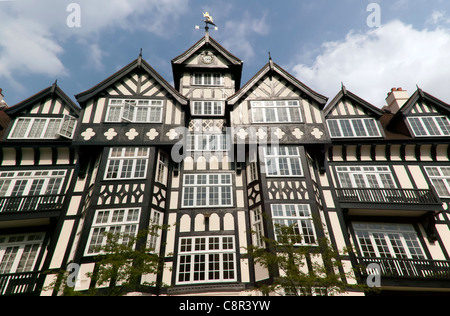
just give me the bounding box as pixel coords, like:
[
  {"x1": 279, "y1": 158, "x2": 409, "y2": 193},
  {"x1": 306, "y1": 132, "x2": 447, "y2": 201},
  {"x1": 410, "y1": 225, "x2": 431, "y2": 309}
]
[{"x1": 167, "y1": 19, "x2": 250, "y2": 292}]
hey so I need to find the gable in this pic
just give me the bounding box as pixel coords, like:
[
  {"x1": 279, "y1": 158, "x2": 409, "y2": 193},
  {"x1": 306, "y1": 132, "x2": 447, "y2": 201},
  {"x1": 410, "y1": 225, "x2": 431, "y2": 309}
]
[
  {"x1": 324, "y1": 87, "x2": 384, "y2": 139},
  {"x1": 392, "y1": 89, "x2": 450, "y2": 138},
  {"x1": 6, "y1": 83, "x2": 80, "y2": 117},
  {"x1": 228, "y1": 61, "x2": 328, "y2": 107},
  {"x1": 172, "y1": 35, "x2": 243, "y2": 91},
  {"x1": 75, "y1": 57, "x2": 187, "y2": 106},
  {"x1": 325, "y1": 86, "x2": 383, "y2": 119}
]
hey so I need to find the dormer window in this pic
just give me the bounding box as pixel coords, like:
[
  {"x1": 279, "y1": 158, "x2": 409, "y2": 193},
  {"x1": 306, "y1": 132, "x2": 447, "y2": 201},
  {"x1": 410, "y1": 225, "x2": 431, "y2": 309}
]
[
  {"x1": 327, "y1": 118, "x2": 381, "y2": 138},
  {"x1": 407, "y1": 116, "x2": 450, "y2": 137},
  {"x1": 9, "y1": 115, "x2": 77, "y2": 140}
]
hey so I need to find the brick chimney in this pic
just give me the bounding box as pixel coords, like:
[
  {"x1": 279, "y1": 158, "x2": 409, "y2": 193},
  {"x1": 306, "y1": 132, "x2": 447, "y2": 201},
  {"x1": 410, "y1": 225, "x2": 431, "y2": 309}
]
[{"x1": 384, "y1": 88, "x2": 409, "y2": 114}]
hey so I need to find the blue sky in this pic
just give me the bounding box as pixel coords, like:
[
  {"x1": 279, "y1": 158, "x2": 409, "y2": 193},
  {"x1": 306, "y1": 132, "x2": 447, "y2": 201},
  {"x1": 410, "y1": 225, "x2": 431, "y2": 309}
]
[{"x1": 1, "y1": 0, "x2": 450, "y2": 108}]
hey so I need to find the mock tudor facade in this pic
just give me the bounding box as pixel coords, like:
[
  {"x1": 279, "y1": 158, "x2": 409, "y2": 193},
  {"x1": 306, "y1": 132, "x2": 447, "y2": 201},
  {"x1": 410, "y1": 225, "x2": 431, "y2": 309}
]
[{"x1": 0, "y1": 30, "x2": 450, "y2": 296}]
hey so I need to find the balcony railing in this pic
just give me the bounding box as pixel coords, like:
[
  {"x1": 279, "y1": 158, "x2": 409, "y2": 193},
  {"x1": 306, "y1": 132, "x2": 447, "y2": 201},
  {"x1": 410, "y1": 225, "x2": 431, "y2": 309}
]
[
  {"x1": 0, "y1": 195, "x2": 65, "y2": 214},
  {"x1": 358, "y1": 257, "x2": 450, "y2": 280},
  {"x1": 335, "y1": 188, "x2": 440, "y2": 205},
  {"x1": 0, "y1": 272, "x2": 43, "y2": 296}
]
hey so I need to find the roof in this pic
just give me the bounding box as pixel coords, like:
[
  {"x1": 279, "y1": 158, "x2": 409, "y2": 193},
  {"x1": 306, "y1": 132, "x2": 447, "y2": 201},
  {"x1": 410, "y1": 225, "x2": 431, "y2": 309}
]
[
  {"x1": 6, "y1": 81, "x2": 80, "y2": 116},
  {"x1": 76, "y1": 55, "x2": 188, "y2": 106},
  {"x1": 398, "y1": 87, "x2": 450, "y2": 116},
  {"x1": 227, "y1": 59, "x2": 328, "y2": 107},
  {"x1": 172, "y1": 34, "x2": 243, "y2": 66},
  {"x1": 171, "y1": 34, "x2": 243, "y2": 91},
  {"x1": 324, "y1": 85, "x2": 384, "y2": 118}
]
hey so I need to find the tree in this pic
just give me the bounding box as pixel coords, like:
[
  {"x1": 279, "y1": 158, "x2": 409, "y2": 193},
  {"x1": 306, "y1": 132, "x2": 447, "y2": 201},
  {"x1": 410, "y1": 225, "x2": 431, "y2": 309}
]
[
  {"x1": 248, "y1": 221, "x2": 368, "y2": 296},
  {"x1": 47, "y1": 224, "x2": 170, "y2": 296}
]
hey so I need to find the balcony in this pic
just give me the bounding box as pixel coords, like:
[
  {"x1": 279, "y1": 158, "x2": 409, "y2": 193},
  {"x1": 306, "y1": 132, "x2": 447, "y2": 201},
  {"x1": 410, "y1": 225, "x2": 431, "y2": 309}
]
[
  {"x1": 0, "y1": 272, "x2": 43, "y2": 296},
  {"x1": 0, "y1": 195, "x2": 65, "y2": 214},
  {"x1": 357, "y1": 257, "x2": 450, "y2": 287},
  {"x1": 335, "y1": 188, "x2": 441, "y2": 211}
]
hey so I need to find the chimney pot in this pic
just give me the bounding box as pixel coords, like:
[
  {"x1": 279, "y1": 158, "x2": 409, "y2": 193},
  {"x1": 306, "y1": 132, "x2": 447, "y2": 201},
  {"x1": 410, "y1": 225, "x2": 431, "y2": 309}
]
[{"x1": 386, "y1": 88, "x2": 409, "y2": 114}]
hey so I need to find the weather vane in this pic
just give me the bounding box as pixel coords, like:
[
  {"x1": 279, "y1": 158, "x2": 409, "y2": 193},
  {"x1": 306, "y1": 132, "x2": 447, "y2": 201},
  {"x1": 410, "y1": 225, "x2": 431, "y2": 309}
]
[{"x1": 195, "y1": 12, "x2": 219, "y2": 32}]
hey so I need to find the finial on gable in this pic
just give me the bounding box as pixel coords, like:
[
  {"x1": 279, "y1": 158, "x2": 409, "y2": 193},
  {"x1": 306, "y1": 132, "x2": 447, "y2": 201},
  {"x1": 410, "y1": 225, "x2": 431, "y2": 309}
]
[
  {"x1": 51, "y1": 79, "x2": 58, "y2": 94},
  {"x1": 268, "y1": 51, "x2": 274, "y2": 71}
]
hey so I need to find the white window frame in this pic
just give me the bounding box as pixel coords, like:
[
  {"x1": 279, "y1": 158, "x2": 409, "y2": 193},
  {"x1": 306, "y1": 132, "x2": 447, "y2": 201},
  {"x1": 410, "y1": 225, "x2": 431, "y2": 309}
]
[
  {"x1": 148, "y1": 210, "x2": 164, "y2": 253},
  {"x1": 353, "y1": 223, "x2": 426, "y2": 259},
  {"x1": 271, "y1": 204, "x2": 317, "y2": 246},
  {"x1": 425, "y1": 166, "x2": 450, "y2": 198},
  {"x1": 176, "y1": 236, "x2": 236, "y2": 284},
  {"x1": 104, "y1": 147, "x2": 150, "y2": 180},
  {"x1": 251, "y1": 100, "x2": 302, "y2": 123},
  {"x1": 264, "y1": 146, "x2": 303, "y2": 177},
  {"x1": 155, "y1": 151, "x2": 169, "y2": 185},
  {"x1": 0, "y1": 233, "x2": 45, "y2": 274},
  {"x1": 105, "y1": 99, "x2": 163, "y2": 123},
  {"x1": 251, "y1": 207, "x2": 265, "y2": 248},
  {"x1": 327, "y1": 118, "x2": 381, "y2": 138},
  {"x1": 408, "y1": 116, "x2": 450, "y2": 137},
  {"x1": 9, "y1": 115, "x2": 77, "y2": 140},
  {"x1": 85, "y1": 208, "x2": 141, "y2": 256},
  {"x1": 336, "y1": 166, "x2": 396, "y2": 189},
  {"x1": 186, "y1": 134, "x2": 229, "y2": 152},
  {"x1": 0, "y1": 170, "x2": 66, "y2": 197},
  {"x1": 182, "y1": 174, "x2": 233, "y2": 208},
  {"x1": 193, "y1": 73, "x2": 223, "y2": 86},
  {"x1": 192, "y1": 101, "x2": 224, "y2": 116}
]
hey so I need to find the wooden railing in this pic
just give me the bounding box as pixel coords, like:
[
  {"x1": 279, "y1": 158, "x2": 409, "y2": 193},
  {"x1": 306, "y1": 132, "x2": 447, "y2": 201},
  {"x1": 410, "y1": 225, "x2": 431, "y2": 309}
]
[
  {"x1": 0, "y1": 195, "x2": 65, "y2": 214},
  {"x1": 358, "y1": 257, "x2": 450, "y2": 280},
  {"x1": 335, "y1": 188, "x2": 440, "y2": 205},
  {"x1": 0, "y1": 272, "x2": 43, "y2": 296}
]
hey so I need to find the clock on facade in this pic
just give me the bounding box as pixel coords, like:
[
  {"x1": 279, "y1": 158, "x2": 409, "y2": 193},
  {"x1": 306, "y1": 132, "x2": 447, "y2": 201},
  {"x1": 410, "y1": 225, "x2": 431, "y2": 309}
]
[{"x1": 201, "y1": 53, "x2": 215, "y2": 65}]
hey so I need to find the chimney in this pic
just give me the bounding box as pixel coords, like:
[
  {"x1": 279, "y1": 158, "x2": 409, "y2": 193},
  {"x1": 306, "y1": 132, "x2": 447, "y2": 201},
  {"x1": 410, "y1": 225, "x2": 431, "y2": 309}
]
[{"x1": 385, "y1": 88, "x2": 409, "y2": 114}]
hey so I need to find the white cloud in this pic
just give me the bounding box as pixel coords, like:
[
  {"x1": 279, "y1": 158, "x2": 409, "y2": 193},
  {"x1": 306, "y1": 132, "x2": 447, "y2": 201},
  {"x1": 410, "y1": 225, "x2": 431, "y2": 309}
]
[
  {"x1": 0, "y1": 0, "x2": 189, "y2": 85},
  {"x1": 222, "y1": 11, "x2": 270, "y2": 63},
  {"x1": 292, "y1": 20, "x2": 450, "y2": 107}
]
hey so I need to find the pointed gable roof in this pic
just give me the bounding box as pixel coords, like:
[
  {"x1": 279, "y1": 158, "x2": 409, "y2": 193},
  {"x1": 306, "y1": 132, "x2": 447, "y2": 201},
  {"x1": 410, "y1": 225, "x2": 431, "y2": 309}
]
[
  {"x1": 75, "y1": 55, "x2": 188, "y2": 106},
  {"x1": 397, "y1": 87, "x2": 450, "y2": 116},
  {"x1": 171, "y1": 35, "x2": 243, "y2": 91},
  {"x1": 386, "y1": 87, "x2": 450, "y2": 137},
  {"x1": 6, "y1": 81, "x2": 80, "y2": 116},
  {"x1": 324, "y1": 84, "x2": 384, "y2": 118},
  {"x1": 227, "y1": 60, "x2": 328, "y2": 107}
]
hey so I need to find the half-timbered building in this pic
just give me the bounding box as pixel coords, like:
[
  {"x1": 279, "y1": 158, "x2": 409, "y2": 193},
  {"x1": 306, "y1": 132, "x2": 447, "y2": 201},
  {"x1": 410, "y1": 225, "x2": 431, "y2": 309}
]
[{"x1": 1, "y1": 23, "x2": 449, "y2": 296}]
